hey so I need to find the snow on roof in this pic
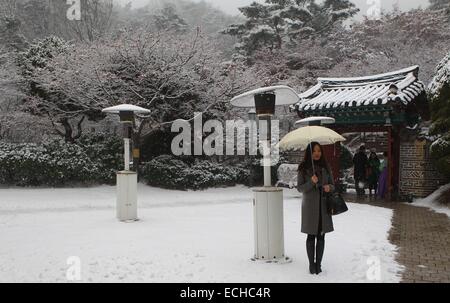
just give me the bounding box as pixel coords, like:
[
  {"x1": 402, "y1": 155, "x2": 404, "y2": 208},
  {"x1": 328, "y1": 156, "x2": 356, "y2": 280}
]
[
  {"x1": 293, "y1": 66, "x2": 426, "y2": 112},
  {"x1": 317, "y1": 65, "x2": 419, "y2": 84}
]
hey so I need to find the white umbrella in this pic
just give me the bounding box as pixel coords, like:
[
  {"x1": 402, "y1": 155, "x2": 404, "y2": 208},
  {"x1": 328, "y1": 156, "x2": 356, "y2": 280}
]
[
  {"x1": 278, "y1": 126, "x2": 345, "y2": 151},
  {"x1": 278, "y1": 126, "x2": 346, "y2": 175}
]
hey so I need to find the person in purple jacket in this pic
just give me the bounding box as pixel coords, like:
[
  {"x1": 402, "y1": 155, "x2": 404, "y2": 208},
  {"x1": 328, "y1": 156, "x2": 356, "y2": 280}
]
[{"x1": 377, "y1": 152, "x2": 389, "y2": 199}]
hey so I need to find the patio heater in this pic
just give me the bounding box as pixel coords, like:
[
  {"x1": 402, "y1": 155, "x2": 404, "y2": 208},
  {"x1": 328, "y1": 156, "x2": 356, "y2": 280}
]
[
  {"x1": 230, "y1": 86, "x2": 299, "y2": 263},
  {"x1": 102, "y1": 104, "x2": 151, "y2": 222}
]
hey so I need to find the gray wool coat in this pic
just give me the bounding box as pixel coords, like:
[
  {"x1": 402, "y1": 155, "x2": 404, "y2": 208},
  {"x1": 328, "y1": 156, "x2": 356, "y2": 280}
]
[{"x1": 297, "y1": 165, "x2": 335, "y2": 236}]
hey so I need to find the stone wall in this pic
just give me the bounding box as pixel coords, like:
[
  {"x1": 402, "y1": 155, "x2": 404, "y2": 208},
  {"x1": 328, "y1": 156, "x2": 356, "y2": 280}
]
[{"x1": 399, "y1": 139, "x2": 448, "y2": 198}]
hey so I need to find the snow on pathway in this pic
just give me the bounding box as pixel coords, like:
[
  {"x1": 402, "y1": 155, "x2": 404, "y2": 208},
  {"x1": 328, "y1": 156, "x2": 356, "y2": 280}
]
[{"x1": 0, "y1": 185, "x2": 403, "y2": 283}]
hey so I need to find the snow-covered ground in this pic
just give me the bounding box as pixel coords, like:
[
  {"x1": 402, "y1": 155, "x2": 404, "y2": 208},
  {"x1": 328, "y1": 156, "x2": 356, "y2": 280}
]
[
  {"x1": 0, "y1": 185, "x2": 403, "y2": 283},
  {"x1": 411, "y1": 184, "x2": 450, "y2": 219}
]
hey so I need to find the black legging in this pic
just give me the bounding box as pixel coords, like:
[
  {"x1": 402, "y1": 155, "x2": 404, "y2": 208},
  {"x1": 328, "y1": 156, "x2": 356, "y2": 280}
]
[
  {"x1": 306, "y1": 234, "x2": 325, "y2": 266},
  {"x1": 306, "y1": 189, "x2": 325, "y2": 266}
]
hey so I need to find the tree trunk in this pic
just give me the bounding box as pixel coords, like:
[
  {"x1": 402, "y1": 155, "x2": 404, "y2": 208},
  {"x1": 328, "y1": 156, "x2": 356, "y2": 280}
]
[
  {"x1": 61, "y1": 118, "x2": 74, "y2": 143},
  {"x1": 59, "y1": 116, "x2": 85, "y2": 143},
  {"x1": 276, "y1": 33, "x2": 282, "y2": 49}
]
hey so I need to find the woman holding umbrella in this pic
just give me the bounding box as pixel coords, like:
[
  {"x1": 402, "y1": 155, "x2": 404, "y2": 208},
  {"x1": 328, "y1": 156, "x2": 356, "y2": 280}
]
[
  {"x1": 297, "y1": 142, "x2": 335, "y2": 275},
  {"x1": 279, "y1": 117, "x2": 345, "y2": 275}
]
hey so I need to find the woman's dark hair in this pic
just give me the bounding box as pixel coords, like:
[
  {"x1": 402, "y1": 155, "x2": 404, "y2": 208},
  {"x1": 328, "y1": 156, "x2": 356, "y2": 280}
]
[{"x1": 298, "y1": 142, "x2": 329, "y2": 175}]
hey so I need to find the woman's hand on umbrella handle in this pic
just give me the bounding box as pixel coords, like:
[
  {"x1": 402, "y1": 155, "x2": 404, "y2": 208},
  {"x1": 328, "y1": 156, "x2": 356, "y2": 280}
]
[{"x1": 311, "y1": 175, "x2": 319, "y2": 184}]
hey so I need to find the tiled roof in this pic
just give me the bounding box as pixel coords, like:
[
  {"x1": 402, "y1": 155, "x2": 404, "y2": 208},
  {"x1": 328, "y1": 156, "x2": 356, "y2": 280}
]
[{"x1": 292, "y1": 66, "x2": 426, "y2": 112}]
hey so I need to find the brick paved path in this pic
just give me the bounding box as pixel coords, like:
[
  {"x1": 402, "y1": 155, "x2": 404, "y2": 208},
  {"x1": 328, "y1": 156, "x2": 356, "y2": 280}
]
[{"x1": 344, "y1": 194, "x2": 450, "y2": 283}]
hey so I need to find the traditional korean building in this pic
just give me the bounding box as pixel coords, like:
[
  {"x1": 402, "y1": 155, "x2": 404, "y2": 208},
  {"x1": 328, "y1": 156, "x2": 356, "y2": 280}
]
[{"x1": 291, "y1": 66, "x2": 447, "y2": 200}]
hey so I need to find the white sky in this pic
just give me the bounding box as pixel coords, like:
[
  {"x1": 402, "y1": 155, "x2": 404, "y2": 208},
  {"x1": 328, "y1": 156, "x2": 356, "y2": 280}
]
[{"x1": 121, "y1": 0, "x2": 431, "y2": 16}]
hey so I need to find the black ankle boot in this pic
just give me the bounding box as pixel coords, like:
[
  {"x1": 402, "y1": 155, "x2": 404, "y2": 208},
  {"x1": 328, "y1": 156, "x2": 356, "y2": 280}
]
[
  {"x1": 315, "y1": 235, "x2": 325, "y2": 275},
  {"x1": 309, "y1": 263, "x2": 317, "y2": 275},
  {"x1": 315, "y1": 263, "x2": 322, "y2": 274},
  {"x1": 306, "y1": 235, "x2": 316, "y2": 275}
]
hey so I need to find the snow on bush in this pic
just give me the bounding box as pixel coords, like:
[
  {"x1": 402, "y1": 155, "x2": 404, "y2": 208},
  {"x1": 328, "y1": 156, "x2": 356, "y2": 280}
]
[
  {"x1": 0, "y1": 134, "x2": 123, "y2": 186},
  {"x1": 141, "y1": 155, "x2": 250, "y2": 190},
  {"x1": 17, "y1": 36, "x2": 69, "y2": 76},
  {"x1": 0, "y1": 141, "x2": 98, "y2": 186},
  {"x1": 76, "y1": 133, "x2": 124, "y2": 184},
  {"x1": 430, "y1": 135, "x2": 450, "y2": 179}
]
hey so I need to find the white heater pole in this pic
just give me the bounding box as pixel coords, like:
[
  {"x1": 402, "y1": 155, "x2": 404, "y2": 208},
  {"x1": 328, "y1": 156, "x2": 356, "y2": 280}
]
[
  {"x1": 262, "y1": 117, "x2": 272, "y2": 187},
  {"x1": 124, "y1": 138, "x2": 130, "y2": 171},
  {"x1": 263, "y1": 141, "x2": 271, "y2": 187}
]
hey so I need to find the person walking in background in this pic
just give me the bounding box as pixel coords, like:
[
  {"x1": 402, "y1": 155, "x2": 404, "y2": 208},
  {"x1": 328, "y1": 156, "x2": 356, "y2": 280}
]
[
  {"x1": 297, "y1": 142, "x2": 335, "y2": 275},
  {"x1": 377, "y1": 152, "x2": 389, "y2": 199},
  {"x1": 353, "y1": 145, "x2": 368, "y2": 197},
  {"x1": 367, "y1": 150, "x2": 380, "y2": 198}
]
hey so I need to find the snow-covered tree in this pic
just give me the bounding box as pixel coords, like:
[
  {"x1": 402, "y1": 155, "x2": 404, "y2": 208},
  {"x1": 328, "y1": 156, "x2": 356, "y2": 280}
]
[
  {"x1": 17, "y1": 36, "x2": 96, "y2": 143},
  {"x1": 176, "y1": 0, "x2": 243, "y2": 35},
  {"x1": 113, "y1": 0, "x2": 241, "y2": 61},
  {"x1": 324, "y1": 9, "x2": 450, "y2": 84},
  {"x1": 307, "y1": 0, "x2": 359, "y2": 34},
  {"x1": 429, "y1": 0, "x2": 450, "y2": 10},
  {"x1": 0, "y1": 1, "x2": 28, "y2": 51},
  {"x1": 125, "y1": 0, "x2": 240, "y2": 35},
  {"x1": 0, "y1": 44, "x2": 52, "y2": 143},
  {"x1": 239, "y1": 20, "x2": 366, "y2": 89},
  {"x1": 222, "y1": 0, "x2": 359, "y2": 56},
  {"x1": 0, "y1": 0, "x2": 118, "y2": 43},
  {"x1": 55, "y1": 0, "x2": 116, "y2": 42},
  {"x1": 28, "y1": 28, "x2": 261, "y2": 162},
  {"x1": 429, "y1": 52, "x2": 450, "y2": 126},
  {"x1": 17, "y1": 36, "x2": 69, "y2": 77},
  {"x1": 239, "y1": 7, "x2": 450, "y2": 119},
  {"x1": 428, "y1": 52, "x2": 450, "y2": 179},
  {"x1": 152, "y1": 4, "x2": 188, "y2": 33}
]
